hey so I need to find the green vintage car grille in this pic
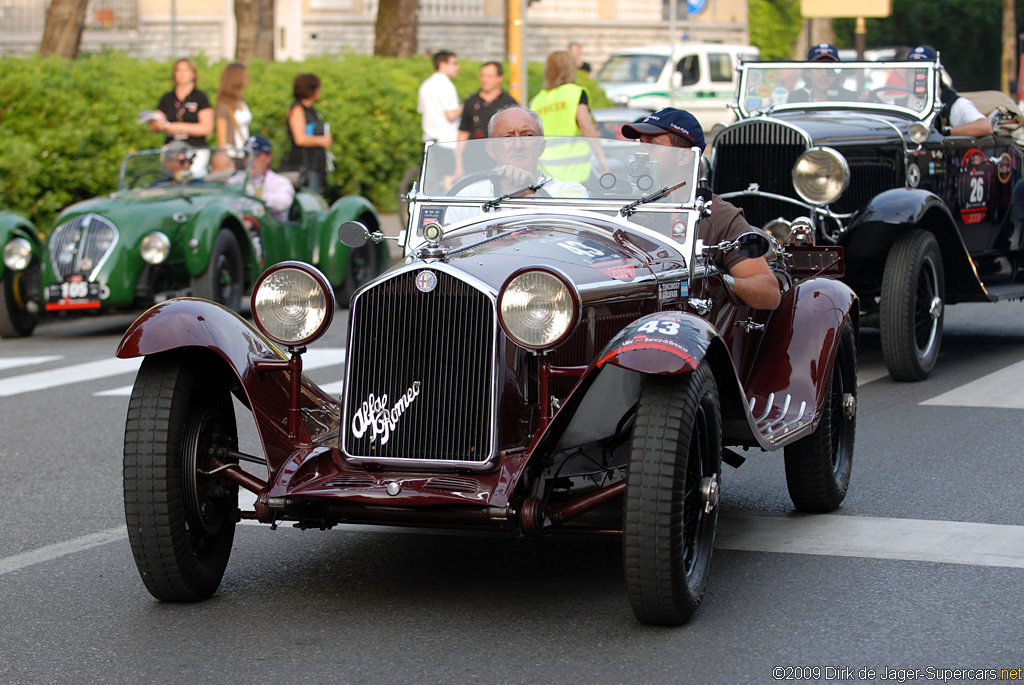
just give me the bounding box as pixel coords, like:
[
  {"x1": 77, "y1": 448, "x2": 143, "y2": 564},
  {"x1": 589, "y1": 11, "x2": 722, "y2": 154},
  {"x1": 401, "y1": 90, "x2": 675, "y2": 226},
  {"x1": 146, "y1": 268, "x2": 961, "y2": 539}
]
[
  {"x1": 343, "y1": 270, "x2": 495, "y2": 463},
  {"x1": 49, "y1": 213, "x2": 118, "y2": 281}
]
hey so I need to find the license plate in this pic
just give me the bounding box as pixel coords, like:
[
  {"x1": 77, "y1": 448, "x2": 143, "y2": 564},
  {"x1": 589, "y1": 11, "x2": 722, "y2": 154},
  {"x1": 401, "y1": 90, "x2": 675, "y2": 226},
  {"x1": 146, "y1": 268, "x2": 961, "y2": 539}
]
[{"x1": 45, "y1": 281, "x2": 102, "y2": 310}]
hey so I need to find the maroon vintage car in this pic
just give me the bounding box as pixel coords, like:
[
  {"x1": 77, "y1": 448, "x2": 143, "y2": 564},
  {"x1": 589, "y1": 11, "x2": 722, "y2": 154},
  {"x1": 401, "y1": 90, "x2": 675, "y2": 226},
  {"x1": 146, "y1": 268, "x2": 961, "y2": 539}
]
[{"x1": 118, "y1": 137, "x2": 858, "y2": 625}]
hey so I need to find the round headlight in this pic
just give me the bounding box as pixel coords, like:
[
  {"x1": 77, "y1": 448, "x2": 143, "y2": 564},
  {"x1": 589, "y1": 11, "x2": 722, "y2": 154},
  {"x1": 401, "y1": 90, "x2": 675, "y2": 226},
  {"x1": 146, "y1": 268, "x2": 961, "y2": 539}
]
[
  {"x1": 252, "y1": 262, "x2": 335, "y2": 347},
  {"x1": 908, "y1": 122, "x2": 930, "y2": 144},
  {"x1": 140, "y1": 232, "x2": 171, "y2": 264},
  {"x1": 3, "y1": 237, "x2": 33, "y2": 271},
  {"x1": 498, "y1": 268, "x2": 579, "y2": 350},
  {"x1": 792, "y1": 147, "x2": 849, "y2": 205}
]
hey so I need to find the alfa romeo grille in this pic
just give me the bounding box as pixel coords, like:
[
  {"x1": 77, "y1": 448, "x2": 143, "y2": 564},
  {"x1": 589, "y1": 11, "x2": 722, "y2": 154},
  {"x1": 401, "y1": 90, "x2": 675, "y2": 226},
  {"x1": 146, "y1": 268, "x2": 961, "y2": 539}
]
[
  {"x1": 48, "y1": 214, "x2": 118, "y2": 280},
  {"x1": 343, "y1": 270, "x2": 494, "y2": 463}
]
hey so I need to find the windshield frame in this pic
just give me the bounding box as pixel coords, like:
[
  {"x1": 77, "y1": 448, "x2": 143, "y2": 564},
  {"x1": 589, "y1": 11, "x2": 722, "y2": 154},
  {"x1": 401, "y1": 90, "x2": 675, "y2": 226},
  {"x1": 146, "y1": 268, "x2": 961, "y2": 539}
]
[{"x1": 116, "y1": 146, "x2": 255, "y2": 193}]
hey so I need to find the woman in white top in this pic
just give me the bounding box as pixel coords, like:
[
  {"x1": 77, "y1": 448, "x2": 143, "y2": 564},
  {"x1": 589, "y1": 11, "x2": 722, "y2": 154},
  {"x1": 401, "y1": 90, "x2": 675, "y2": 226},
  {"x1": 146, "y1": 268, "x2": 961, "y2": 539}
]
[{"x1": 212, "y1": 63, "x2": 252, "y2": 172}]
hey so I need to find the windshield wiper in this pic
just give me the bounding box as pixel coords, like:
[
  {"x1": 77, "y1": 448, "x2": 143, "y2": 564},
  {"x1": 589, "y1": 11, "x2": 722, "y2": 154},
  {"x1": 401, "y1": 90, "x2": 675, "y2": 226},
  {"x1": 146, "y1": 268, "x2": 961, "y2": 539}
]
[
  {"x1": 482, "y1": 176, "x2": 553, "y2": 212},
  {"x1": 619, "y1": 180, "x2": 687, "y2": 216}
]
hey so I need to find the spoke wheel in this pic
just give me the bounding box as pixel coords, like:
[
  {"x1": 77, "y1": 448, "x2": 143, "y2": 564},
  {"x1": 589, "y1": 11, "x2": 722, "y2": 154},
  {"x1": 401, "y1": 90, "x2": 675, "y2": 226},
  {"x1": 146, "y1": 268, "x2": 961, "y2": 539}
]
[
  {"x1": 880, "y1": 229, "x2": 944, "y2": 381},
  {"x1": 623, "y1": 364, "x2": 722, "y2": 625},
  {"x1": 784, "y1": 318, "x2": 857, "y2": 512},
  {"x1": 192, "y1": 229, "x2": 244, "y2": 311},
  {"x1": 123, "y1": 352, "x2": 239, "y2": 602},
  {"x1": 0, "y1": 266, "x2": 39, "y2": 338}
]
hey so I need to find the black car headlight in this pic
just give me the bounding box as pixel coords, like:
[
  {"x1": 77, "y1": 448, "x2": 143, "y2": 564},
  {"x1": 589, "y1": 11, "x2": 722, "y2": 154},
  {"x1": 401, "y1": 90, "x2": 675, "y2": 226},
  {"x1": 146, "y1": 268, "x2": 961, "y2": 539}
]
[
  {"x1": 498, "y1": 267, "x2": 580, "y2": 351},
  {"x1": 792, "y1": 147, "x2": 849, "y2": 205},
  {"x1": 252, "y1": 262, "x2": 334, "y2": 347},
  {"x1": 3, "y1": 237, "x2": 33, "y2": 271}
]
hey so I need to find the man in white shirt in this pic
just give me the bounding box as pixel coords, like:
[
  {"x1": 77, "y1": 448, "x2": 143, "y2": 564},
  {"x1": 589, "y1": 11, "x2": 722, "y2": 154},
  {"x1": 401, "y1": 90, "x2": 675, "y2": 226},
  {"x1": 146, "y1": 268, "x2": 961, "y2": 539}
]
[
  {"x1": 242, "y1": 135, "x2": 295, "y2": 222},
  {"x1": 418, "y1": 51, "x2": 462, "y2": 188},
  {"x1": 908, "y1": 46, "x2": 994, "y2": 138}
]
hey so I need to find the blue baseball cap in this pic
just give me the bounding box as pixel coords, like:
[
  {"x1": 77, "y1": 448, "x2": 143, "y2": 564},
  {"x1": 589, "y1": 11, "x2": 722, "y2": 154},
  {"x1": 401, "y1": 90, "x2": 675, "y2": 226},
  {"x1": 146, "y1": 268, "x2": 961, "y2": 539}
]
[
  {"x1": 245, "y1": 135, "x2": 273, "y2": 154},
  {"x1": 807, "y1": 43, "x2": 840, "y2": 62},
  {"x1": 908, "y1": 46, "x2": 938, "y2": 61},
  {"x1": 621, "y1": 107, "x2": 706, "y2": 150}
]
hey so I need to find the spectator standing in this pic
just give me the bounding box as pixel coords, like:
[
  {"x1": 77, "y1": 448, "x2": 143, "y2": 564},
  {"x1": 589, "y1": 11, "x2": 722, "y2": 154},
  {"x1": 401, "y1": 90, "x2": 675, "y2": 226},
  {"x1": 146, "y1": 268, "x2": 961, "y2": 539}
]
[
  {"x1": 418, "y1": 50, "x2": 462, "y2": 187},
  {"x1": 150, "y1": 58, "x2": 214, "y2": 148},
  {"x1": 457, "y1": 61, "x2": 518, "y2": 175},
  {"x1": 529, "y1": 50, "x2": 604, "y2": 182},
  {"x1": 212, "y1": 62, "x2": 251, "y2": 172},
  {"x1": 280, "y1": 73, "x2": 332, "y2": 195},
  {"x1": 569, "y1": 42, "x2": 592, "y2": 75},
  {"x1": 908, "y1": 45, "x2": 994, "y2": 137}
]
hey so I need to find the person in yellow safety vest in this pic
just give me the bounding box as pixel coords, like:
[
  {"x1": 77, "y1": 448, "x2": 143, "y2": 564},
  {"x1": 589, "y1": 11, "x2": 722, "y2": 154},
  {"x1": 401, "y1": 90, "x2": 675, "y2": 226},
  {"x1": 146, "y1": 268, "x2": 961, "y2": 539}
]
[{"x1": 529, "y1": 50, "x2": 606, "y2": 182}]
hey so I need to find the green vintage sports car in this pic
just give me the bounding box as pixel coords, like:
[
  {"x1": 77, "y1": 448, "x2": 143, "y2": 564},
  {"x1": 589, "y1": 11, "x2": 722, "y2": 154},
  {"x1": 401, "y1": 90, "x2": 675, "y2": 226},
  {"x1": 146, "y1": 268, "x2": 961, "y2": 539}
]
[{"x1": 0, "y1": 147, "x2": 386, "y2": 338}]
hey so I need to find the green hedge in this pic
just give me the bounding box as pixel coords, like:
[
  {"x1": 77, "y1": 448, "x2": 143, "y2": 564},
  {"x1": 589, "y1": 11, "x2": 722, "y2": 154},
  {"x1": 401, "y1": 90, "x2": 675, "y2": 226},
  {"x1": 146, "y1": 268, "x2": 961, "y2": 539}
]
[{"x1": 0, "y1": 52, "x2": 612, "y2": 230}]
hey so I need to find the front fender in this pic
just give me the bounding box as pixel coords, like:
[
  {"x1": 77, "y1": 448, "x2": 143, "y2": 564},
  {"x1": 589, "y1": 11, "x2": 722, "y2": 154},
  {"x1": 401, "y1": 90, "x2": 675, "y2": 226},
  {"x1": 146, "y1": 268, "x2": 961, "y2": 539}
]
[
  {"x1": 182, "y1": 203, "x2": 248, "y2": 277},
  {"x1": 0, "y1": 211, "x2": 43, "y2": 278},
  {"x1": 116, "y1": 297, "x2": 338, "y2": 474},
  {"x1": 314, "y1": 196, "x2": 383, "y2": 285},
  {"x1": 843, "y1": 188, "x2": 984, "y2": 300}
]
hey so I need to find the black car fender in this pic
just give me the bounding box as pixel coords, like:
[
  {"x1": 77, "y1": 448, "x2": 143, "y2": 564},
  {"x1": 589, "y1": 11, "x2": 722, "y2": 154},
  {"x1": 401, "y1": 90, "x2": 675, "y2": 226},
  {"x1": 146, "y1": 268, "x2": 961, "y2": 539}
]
[{"x1": 842, "y1": 188, "x2": 986, "y2": 299}]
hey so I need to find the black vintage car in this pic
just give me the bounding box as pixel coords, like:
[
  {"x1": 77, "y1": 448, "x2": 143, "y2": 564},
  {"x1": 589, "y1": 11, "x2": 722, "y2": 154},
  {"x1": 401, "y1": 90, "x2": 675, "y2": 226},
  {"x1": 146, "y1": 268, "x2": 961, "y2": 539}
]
[
  {"x1": 117, "y1": 137, "x2": 858, "y2": 625},
  {"x1": 710, "y1": 58, "x2": 1024, "y2": 380}
]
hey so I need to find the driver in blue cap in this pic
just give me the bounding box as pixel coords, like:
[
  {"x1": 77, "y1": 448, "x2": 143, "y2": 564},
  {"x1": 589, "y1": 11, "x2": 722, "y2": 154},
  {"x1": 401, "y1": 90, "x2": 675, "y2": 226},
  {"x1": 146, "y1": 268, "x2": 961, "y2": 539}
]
[
  {"x1": 241, "y1": 135, "x2": 295, "y2": 222},
  {"x1": 622, "y1": 108, "x2": 781, "y2": 310}
]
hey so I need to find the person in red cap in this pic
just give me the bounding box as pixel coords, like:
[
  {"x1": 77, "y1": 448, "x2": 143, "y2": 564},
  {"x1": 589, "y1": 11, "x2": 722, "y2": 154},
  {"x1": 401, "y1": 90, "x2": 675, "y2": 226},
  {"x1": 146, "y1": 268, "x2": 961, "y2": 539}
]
[
  {"x1": 622, "y1": 108, "x2": 782, "y2": 310},
  {"x1": 908, "y1": 46, "x2": 993, "y2": 137}
]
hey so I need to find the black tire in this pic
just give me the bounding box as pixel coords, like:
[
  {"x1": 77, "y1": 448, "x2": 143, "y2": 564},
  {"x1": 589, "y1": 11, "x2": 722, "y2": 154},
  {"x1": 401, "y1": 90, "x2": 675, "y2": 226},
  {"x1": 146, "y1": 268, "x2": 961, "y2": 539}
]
[
  {"x1": 192, "y1": 229, "x2": 244, "y2": 311},
  {"x1": 336, "y1": 239, "x2": 382, "y2": 307},
  {"x1": 397, "y1": 165, "x2": 421, "y2": 226},
  {"x1": 623, "y1": 365, "x2": 722, "y2": 626},
  {"x1": 0, "y1": 266, "x2": 38, "y2": 338},
  {"x1": 880, "y1": 229, "x2": 944, "y2": 381},
  {"x1": 784, "y1": 318, "x2": 857, "y2": 513},
  {"x1": 123, "y1": 353, "x2": 239, "y2": 602}
]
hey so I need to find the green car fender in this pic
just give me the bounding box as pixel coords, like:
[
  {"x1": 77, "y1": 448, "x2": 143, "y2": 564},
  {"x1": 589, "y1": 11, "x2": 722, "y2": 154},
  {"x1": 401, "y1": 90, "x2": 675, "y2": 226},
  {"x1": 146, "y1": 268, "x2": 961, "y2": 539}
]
[
  {"x1": 0, "y1": 211, "x2": 44, "y2": 278},
  {"x1": 181, "y1": 202, "x2": 251, "y2": 278},
  {"x1": 314, "y1": 196, "x2": 383, "y2": 285}
]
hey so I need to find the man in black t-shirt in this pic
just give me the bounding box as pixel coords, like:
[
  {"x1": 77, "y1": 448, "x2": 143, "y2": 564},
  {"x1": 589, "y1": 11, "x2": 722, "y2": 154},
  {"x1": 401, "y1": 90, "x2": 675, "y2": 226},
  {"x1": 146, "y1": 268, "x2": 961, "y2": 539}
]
[{"x1": 456, "y1": 62, "x2": 519, "y2": 175}]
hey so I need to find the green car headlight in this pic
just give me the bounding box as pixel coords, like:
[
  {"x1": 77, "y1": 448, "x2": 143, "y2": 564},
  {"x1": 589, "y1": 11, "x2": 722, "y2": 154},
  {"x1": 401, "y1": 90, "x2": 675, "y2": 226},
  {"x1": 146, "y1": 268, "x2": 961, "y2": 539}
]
[
  {"x1": 140, "y1": 232, "x2": 171, "y2": 264},
  {"x1": 252, "y1": 261, "x2": 334, "y2": 347},
  {"x1": 792, "y1": 147, "x2": 849, "y2": 205},
  {"x1": 498, "y1": 267, "x2": 579, "y2": 350},
  {"x1": 3, "y1": 237, "x2": 33, "y2": 271}
]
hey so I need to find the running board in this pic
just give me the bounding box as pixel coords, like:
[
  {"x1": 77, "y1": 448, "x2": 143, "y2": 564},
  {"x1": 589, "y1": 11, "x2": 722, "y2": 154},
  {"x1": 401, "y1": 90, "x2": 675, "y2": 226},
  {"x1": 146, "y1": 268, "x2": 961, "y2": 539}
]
[{"x1": 982, "y1": 283, "x2": 1024, "y2": 302}]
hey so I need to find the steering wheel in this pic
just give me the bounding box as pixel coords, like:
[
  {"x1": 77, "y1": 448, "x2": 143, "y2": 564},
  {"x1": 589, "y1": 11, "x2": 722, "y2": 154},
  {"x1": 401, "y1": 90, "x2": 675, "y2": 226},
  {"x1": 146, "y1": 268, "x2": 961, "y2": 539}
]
[
  {"x1": 866, "y1": 85, "x2": 915, "y2": 103},
  {"x1": 127, "y1": 169, "x2": 172, "y2": 189},
  {"x1": 446, "y1": 170, "x2": 552, "y2": 198}
]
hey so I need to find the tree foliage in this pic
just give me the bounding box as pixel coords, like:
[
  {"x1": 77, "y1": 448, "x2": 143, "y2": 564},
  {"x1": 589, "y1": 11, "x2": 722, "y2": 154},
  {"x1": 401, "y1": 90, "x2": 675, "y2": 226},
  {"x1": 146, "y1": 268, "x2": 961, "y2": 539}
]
[{"x1": 748, "y1": 0, "x2": 803, "y2": 60}]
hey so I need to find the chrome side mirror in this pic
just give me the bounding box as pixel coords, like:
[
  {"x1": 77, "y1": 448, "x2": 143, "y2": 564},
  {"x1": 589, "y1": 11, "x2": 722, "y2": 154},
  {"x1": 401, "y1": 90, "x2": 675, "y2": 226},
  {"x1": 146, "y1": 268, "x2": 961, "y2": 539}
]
[{"x1": 338, "y1": 221, "x2": 369, "y2": 248}]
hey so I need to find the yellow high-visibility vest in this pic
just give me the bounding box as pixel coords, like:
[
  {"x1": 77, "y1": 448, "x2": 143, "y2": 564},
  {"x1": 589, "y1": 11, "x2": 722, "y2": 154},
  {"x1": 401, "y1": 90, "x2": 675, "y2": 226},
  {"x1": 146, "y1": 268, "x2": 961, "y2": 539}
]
[{"x1": 530, "y1": 84, "x2": 593, "y2": 182}]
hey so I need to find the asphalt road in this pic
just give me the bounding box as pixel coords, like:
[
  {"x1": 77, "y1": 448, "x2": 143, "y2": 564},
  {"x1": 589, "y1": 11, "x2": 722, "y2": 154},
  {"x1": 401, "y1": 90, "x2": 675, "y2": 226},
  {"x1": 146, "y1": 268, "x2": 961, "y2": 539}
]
[{"x1": 1, "y1": 296, "x2": 1023, "y2": 683}]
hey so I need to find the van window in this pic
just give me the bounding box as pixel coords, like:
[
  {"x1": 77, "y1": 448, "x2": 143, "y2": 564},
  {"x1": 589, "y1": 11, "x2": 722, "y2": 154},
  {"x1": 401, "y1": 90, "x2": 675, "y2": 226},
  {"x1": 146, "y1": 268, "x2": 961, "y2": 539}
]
[
  {"x1": 598, "y1": 54, "x2": 668, "y2": 84},
  {"x1": 708, "y1": 53, "x2": 733, "y2": 83},
  {"x1": 676, "y1": 55, "x2": 700, "y2": 87}
]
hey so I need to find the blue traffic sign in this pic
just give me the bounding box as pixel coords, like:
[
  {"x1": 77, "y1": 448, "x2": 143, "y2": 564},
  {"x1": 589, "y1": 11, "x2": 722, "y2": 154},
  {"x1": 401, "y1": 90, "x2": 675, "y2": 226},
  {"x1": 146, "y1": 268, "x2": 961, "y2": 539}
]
[{"x1": 688, "y1": 0, "x2": 707, "y2": 15}]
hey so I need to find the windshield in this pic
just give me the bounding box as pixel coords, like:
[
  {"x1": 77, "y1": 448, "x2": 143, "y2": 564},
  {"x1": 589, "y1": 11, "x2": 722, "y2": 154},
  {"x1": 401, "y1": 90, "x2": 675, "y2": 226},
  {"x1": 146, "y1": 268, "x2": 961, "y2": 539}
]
[
  {"x1": 597, "y1": 54, "x2": 668, "y2": 84},
  {"x1": 735, "y1": 61, "x2": 939, "y2": 119},
  {"x1": 117, "y1": 147, "x2": 254, "y2": 192}
]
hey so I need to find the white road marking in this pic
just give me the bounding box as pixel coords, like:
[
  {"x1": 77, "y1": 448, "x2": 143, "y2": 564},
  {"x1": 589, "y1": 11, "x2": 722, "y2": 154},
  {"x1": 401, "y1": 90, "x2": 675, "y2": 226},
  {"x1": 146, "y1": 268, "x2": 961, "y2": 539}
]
[
  {"x1": 857, "y1": 364, "x2": 890, "y2": 386},
  {"x1": 0, "y1": 527, "x2": 127, "y2": 577},
  {"x1": 4, "y1": 512, "x2": 1023, "y2": 578},
  {"x1": 0, "y1": 357, "x2": 142, "y2": 397},
  {"x1": 921, "y1": 358, "x2": 1024, "y2": 408},
  {"x1": 0, "y1": 356, "x2": 63, "y2": 372},
  {"x1": 93, "y1": 348, "x2": 346, "y2": 397}
]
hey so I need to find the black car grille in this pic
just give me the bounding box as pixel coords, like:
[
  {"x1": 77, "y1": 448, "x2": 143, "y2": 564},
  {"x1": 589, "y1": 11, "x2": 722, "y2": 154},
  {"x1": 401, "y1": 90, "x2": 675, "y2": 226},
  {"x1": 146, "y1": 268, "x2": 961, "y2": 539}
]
[
  {"x1": 48, "y1": 214, "x2": 118, "y2": 280},
  {"x1": 343, "y1": 270, "x2": 494, "y2": 463},
  {"x1": 713, "y1": 120, "x2": 898, "y2": 228}
]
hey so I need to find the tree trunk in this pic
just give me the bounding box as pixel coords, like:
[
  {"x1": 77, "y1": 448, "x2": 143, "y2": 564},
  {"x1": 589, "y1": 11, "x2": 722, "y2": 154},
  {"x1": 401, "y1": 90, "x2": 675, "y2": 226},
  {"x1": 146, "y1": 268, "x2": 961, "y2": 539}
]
[
  {"x1": 374, "y1": 0, "x2": 418, "y2": 57},
  {"x1": 235, "y1": 0, "x2": 275, "y2": 62},
  {"x1": 39, "y1": 0, "x2": 89, "y2": 58},
  {"x1": 1002, "y1": 0, "x2": 1016, "y2": 95}
]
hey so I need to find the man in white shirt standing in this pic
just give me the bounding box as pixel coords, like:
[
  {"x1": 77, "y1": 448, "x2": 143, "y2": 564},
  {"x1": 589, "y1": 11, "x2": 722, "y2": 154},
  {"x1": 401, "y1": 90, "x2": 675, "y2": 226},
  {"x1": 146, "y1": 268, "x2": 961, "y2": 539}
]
[
  {"x1": 418, "y1": 50, "x2": 462, "y2": 188},
  {"x1": 243, "y1": 135, "x2": 295, "y2": 222}
]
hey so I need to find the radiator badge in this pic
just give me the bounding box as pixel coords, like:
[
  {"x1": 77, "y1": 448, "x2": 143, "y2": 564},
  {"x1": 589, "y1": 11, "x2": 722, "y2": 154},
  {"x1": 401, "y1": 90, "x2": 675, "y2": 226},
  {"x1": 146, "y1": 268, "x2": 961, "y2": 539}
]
[
  {"x1": 351, "y1": 382, "x2": 422, "y2": 445},
  {"x1": 415, "y1": 270, "x2": 437, "y2": 292}
]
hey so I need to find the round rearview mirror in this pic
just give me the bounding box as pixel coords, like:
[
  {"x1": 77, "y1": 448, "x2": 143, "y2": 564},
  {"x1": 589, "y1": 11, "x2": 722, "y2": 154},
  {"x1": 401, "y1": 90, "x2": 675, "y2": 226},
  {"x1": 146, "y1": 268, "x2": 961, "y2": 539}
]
[
  {"x1": 338, "y1": 221, "x2": 368, "y2": 248},
  {"x1": 735, "y1": 232, "x2": 771, "y2": 259}
]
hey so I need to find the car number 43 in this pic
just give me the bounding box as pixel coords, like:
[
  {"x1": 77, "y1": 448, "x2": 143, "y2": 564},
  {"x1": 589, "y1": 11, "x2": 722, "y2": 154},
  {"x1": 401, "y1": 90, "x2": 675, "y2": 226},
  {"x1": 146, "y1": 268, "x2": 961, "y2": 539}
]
[{"x1": 637, "y1": 320, "x2": 680, "y2": 335}]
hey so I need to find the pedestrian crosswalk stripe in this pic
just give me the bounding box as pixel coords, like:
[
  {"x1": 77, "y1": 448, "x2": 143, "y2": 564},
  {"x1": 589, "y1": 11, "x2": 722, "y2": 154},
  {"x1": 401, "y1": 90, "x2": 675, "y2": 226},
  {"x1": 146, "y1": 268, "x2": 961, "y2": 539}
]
[
  {"x1": 0, "y1": 357, "x2": 143, "y2": 397},
  {"x1": 921, "y1": 358, "x2": 1024, "y2": 408},
  {"x1": 0, "y1": 356, "x2": 63, "y2": 372}
]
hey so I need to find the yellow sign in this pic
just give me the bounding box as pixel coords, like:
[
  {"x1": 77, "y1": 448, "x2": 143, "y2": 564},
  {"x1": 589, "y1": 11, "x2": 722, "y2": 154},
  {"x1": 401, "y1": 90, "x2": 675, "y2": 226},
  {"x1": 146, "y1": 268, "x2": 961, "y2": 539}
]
[{"x1": 801, "y1": 0, "x2": 891, "y2": 17}]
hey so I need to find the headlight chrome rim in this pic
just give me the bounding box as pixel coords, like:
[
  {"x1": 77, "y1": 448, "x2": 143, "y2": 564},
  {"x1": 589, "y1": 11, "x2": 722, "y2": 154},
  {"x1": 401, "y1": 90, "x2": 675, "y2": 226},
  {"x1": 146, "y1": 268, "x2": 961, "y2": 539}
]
[
  {"x1": 908, "y1": 122, "x2": 930, "y2": 145},
  {"x1": 498, "y1": 266, "x2": 580, "y2": 351},
  {"x1": 792, "y1": 146, "x2": 849, "y2": 206},
  {"x1": 3, "y1": 237, "x2": 33, "y2": 272},
  {"x1": 251, "y1": 261, "x2": 335, "y2": 348},
  {"x1": 140, "y1": 232, "x2": 171, "y2": 265}
]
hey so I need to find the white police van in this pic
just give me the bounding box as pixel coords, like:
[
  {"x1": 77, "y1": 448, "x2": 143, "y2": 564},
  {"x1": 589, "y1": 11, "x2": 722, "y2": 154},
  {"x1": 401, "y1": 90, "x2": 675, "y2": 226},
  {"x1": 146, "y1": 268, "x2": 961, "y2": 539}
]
[{"x1": 596, "y1": 43, "x2": 760, "y2": 131}]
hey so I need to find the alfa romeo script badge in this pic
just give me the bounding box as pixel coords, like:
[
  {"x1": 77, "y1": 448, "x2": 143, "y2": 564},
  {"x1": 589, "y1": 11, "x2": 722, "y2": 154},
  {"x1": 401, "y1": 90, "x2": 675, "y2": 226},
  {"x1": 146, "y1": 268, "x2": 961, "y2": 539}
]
[{"x1": 415, "y1": 270, "x2": 438, "y2": 292}]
